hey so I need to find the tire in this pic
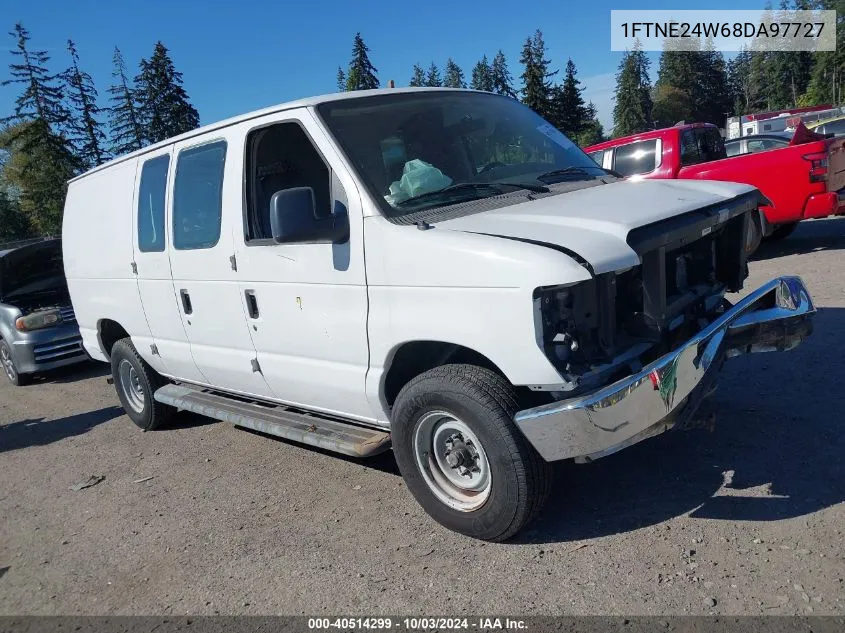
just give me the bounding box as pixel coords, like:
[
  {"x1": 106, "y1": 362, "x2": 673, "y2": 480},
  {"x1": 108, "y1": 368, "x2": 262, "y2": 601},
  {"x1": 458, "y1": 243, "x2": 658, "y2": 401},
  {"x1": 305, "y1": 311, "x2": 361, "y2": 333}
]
[
  {"x1": 766, "y1": 222, "x2": 799, "y2": 241},
  {"x1": 391, "y1": 364, "x2": 553, "y2": 541},
  {"x1": 110, "y1": 337, "x2": 172, "y2": 431},
  {"x1": 0, "y1": 339, "x2": 30, "y2": 386}
]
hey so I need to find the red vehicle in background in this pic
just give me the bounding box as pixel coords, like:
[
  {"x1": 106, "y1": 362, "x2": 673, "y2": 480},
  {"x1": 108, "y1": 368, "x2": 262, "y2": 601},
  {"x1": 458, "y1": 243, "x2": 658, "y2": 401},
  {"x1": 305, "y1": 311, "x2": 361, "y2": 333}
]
[{"x1": 585, "y1": 123, "x2": 845, "y2": 240}]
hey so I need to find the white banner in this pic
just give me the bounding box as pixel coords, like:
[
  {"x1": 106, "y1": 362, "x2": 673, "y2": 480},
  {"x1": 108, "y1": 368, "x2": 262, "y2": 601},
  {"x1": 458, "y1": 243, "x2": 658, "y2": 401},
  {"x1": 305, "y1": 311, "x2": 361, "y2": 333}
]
[{"x1": 610, "y1": 10, "x2": 837, "y2": 52}]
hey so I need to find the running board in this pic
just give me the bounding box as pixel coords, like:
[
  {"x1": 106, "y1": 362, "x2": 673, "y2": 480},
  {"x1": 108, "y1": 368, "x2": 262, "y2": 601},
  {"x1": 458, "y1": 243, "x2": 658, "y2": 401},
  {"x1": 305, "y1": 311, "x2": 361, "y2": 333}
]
[{"x1": 153, "y1": 384, "x2": 391, "y2": 458}]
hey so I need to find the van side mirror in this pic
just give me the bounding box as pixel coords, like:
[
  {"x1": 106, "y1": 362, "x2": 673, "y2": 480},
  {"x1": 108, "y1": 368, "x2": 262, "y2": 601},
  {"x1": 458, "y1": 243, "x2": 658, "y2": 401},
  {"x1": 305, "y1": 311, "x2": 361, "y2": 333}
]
[{"x1": 269, "y1": 187, "x2": 349, "y2": 244}]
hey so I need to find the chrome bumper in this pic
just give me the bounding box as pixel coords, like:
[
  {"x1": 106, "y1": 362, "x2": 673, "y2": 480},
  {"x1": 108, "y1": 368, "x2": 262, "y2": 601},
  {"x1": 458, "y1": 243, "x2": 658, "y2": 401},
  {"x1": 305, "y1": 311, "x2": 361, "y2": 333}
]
[{"x1": 514, "y1": 276, "x2": 815, "y2": 462}]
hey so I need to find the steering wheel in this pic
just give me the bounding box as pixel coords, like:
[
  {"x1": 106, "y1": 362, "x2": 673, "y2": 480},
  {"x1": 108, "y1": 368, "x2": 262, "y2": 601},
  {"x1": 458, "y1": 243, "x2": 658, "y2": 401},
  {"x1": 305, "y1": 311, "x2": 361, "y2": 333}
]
[{"x1": 478, "y1": 161, "x2": 506, "y2": 174}]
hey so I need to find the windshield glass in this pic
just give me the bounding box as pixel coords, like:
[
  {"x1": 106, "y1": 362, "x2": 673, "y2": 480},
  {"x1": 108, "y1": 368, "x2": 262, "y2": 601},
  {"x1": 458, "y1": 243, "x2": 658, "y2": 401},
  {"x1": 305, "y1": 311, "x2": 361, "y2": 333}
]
[{"x1": 317, "y1": 91, "x2": 607, "y2": 218}]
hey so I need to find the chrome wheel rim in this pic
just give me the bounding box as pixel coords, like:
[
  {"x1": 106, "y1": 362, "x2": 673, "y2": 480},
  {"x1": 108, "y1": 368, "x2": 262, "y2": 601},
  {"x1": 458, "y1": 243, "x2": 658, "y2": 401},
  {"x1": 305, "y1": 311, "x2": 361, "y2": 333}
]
[
  {"x1": 1, "y1": 344, "x2": 16, "y2": 382},
  {"x1": 117, "y1": 359, "x2": 145, "y2": 414},
  {"x1": 413, "y1": 411, "x2": 491, "y2": 512}
]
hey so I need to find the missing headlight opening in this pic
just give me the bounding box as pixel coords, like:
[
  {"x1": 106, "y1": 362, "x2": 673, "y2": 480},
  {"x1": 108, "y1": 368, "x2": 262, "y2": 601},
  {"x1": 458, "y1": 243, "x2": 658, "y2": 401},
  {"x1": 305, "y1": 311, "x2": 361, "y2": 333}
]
[{"x1": 535, "y1": 211, "x2": 751, "y2": 393}]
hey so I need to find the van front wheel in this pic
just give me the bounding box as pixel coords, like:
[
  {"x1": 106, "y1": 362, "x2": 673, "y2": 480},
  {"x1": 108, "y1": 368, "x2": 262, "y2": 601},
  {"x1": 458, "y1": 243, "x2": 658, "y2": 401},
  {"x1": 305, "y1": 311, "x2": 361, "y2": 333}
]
[
  {"x1": 110, "y1": 338, "x2": 172, "y2": 431},
  {"x1": 391, "y1": 364, "x2": 553, "y2": 541}
]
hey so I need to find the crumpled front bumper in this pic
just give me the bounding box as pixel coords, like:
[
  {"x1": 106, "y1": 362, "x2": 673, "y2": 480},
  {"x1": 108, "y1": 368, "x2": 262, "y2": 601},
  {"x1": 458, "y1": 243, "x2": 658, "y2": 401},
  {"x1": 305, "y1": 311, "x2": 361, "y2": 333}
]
[{"x1": 514, "y1": 276, "x2": 815, "y2": 463}]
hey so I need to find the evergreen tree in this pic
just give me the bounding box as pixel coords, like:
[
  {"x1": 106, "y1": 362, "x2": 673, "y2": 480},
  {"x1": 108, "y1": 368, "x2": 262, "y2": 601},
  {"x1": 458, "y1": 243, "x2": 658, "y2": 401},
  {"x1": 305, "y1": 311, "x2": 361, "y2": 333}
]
[
  {"x1": 520, "y1": 30, "x2": 556, "y2": 120},
  {"x1": 336, "y1": 67, "x2": 346, "y2": 92},
  {"x1": 696, "y1": 40, "x2": 732, "y2": 125},
  {"x1": 0, "y1": 150, "x2": 33, "y2": 240},
  {"x1": 0, "y1": 185, "x2": 33, "y2": 241},
  {"x1": 490, "y1": 50, "x2": 516, "y2": 97},
  {"x1": 652, "y1": 38, "x2": 700, "y2": 125},
  {"x1": 1, "y1": 24, "x2": 78, "y2": 234},
  {"x1": 612, "y1": 43, "x2": 653, "y2": 137},
  {"x1": 470, "y1": 55, "x2": 494, "y2": 92},
  {"x1": 798, "y1": 0, "x2": 844, "y2": 105},
  {"x1": 727, "y1": 48, "x2": 766, "y2": 114},
  {"x1": 425, "y1": 62, "x2": 442, "y2": 87},
  {"x1": 345, "y1": 33, "x2": 379, "y2": 91},
  {"x1": 1, "y1": 23, "x2": 70, "y2": 131},
  {"x1": 108, "y1": 47, "x2": 145, "y2": 155},
  {"x1": 0, "y1": 120, "x2": 77, "y2": 235},
  {"x1": 761, "y1": 1, "x2": 813, "y2": 108},
  {"x1": 550, "y1": 58, "x2": 590, "y2": 137},
  {"x1": 135, "y1": 42, "x2": 200, "y2": 144},
  {"x1": 60, "y1": 40, "x2": 107, "y2": 169},
  {"x1": 409, "y1": 64, "x2": 426, "y2": 87},
  {"x1": 652, "y1": 38, "x2": 730, "y2": 126},
  {"x1": 576, "y1": 102, "x2": 605, "y2": 146},
  {"x1": 443, "y1": 58, "x2": 466, "y2": 88}
]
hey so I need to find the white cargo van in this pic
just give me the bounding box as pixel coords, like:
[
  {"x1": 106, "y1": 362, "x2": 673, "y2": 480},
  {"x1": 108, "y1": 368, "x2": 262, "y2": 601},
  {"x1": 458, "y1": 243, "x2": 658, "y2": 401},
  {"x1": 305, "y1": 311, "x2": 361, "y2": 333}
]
[{"x1": 63, "y1": 88, "x2": 814, "y2": 540}]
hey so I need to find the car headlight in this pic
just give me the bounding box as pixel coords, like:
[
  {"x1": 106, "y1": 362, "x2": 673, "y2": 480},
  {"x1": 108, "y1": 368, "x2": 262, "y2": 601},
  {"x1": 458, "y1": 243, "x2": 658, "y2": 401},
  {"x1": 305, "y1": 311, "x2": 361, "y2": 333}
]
[{"x1": 15, "y1": 309, "x2": 62, "y2": 332}]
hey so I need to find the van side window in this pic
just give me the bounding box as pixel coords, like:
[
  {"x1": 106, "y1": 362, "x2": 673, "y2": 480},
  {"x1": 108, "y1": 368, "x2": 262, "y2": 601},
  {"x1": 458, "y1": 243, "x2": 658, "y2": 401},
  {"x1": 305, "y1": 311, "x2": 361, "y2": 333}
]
[
  {"x1": 173, "y1": 140, "x2": 227, "y2": 250},
  {"x1": 612, "y1": 140, "x2": 657, "y2": 176},
  {"x1": 587, "y1": 150, "x2": 605, "y2": 166},
  {"x1": 244, "y1": 122, "x2": 331, "y2": 242},
  {"x1": 137, "y1": 155, "x2": 170, "y2": 252}
]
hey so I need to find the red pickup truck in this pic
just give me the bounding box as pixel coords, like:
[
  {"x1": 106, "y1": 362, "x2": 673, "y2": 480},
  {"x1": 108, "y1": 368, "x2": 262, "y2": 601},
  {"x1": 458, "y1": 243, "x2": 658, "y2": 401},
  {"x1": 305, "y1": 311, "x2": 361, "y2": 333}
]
[{"x1": 585, "y1": 123, "x2": 845, "y2": 240}]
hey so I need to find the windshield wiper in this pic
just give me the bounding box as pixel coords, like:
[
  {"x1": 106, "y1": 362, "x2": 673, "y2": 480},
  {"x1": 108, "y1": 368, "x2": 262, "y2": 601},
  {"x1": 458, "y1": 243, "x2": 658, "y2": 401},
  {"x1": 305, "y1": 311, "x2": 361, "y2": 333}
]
[
  {"x1": 395, "y1": 181, "x2": 549, "y2": 208},
  {"x1": 536, "y1": 166, "x2": 598, "y2": 183}
]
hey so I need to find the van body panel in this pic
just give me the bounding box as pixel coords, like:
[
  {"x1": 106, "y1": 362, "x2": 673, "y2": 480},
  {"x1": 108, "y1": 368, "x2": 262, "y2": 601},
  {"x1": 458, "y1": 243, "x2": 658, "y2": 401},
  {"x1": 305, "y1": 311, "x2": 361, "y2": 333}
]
[
  {"x1": 63, "y1": 160, "x2": 154, "y2": 363},
  {"x1": 228, "y1": 109, "x2": 374, "y2": 421},
  {"x1": 166, "y1": 135, "x2": 276, "y2": 399}
]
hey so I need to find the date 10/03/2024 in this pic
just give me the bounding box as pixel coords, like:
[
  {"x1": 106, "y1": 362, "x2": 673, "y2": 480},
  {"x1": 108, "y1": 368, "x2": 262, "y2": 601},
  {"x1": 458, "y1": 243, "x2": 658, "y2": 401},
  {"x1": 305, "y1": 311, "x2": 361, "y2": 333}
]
[{"x1": 307, "y1": 617, "x2": 528, "y2": 630}]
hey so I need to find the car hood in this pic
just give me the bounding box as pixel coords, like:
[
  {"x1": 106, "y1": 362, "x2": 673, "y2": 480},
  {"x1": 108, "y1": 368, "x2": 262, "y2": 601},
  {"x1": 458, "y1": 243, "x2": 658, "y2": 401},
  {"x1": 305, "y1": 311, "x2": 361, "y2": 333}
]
[
  {"x1": 0, "y1": 238, "x2": 67, "y2": 302},
  {"x1": 435, "y1": 179, "x2": 759, "y2": 274}
]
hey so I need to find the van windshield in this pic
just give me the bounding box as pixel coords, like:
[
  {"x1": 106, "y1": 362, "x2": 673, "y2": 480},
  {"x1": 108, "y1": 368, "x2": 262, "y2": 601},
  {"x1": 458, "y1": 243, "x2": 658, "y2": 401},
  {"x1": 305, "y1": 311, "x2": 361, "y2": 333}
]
[{"x1": 317, "y1": 91, "x2": 607, "y2": 218}]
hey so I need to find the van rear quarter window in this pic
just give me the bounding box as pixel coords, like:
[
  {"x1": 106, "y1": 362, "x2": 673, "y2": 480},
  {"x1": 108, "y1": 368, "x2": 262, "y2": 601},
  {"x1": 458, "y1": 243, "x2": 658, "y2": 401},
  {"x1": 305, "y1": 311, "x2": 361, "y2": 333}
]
[
  {"x1": 173, "y1": 141, "x2": 227, "y2": 250},
  {"x1": 137, "y1": 155, "x2": 170, "y2": 252}
]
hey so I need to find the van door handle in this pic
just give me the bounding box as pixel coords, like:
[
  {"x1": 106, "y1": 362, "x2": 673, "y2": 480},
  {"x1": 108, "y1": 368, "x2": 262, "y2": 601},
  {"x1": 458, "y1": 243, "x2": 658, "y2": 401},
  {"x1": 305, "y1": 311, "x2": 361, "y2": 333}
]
[
  {"x1": 180, "y1": 289, "x2": 193, "y2": 315},
  {"x1": 245, "y1": 290, "x2": 259, "y2": 319}
]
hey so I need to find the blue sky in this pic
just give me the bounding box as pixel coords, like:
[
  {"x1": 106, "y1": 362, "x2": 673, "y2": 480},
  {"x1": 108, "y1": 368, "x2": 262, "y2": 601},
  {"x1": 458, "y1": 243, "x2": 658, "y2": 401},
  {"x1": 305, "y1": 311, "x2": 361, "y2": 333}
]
[{"x1": 1, "y1": 0, "x2": 764, "y2": 135}]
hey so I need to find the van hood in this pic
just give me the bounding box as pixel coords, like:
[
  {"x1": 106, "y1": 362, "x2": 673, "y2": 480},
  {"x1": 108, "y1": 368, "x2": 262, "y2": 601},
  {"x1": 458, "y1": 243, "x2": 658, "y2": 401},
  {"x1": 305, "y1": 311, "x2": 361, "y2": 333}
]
[
  {"x1": 435, "y1": 179, "x2": 759, "y2": 274},
  {"x1": 0, "y1": 238, "x2": 67, "y2": 302}
]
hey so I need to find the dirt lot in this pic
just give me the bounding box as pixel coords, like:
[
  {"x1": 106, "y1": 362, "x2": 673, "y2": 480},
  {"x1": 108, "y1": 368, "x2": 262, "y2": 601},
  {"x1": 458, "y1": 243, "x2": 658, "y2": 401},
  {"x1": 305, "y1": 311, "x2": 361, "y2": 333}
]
[{"x1": 1, "y1": 218, "x2": 844, "y2": 616}]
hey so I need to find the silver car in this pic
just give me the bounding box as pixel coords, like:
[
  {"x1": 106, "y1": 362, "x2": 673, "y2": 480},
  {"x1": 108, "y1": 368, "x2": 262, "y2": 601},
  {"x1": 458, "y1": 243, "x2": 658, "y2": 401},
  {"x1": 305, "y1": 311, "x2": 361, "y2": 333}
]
[{"x1": 0, "y1": 237, "x2": 88, "y2": 385}]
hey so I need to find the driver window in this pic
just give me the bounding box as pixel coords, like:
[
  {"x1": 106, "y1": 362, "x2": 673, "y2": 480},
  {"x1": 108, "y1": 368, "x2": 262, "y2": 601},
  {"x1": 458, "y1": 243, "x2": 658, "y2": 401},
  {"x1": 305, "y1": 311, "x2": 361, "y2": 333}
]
[{"x1": 245, "y1": 122, "x2": 331, "y2": 242}]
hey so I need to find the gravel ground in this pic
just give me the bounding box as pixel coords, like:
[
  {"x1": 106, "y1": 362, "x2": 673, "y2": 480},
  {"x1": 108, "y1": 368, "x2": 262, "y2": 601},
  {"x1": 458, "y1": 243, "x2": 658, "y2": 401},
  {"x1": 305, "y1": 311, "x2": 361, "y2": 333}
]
[{"x1": 1, "y1": 218, "x2": 843, "y2": 616}]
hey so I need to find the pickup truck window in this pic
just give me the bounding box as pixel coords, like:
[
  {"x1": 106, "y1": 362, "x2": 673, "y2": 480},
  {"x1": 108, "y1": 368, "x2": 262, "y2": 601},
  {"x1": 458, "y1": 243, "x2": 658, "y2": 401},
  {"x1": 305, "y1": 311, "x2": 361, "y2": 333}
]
[
  {"x1": 680, "y1": 128, "x2": 727, "y2": 166},
  {"x1": 173, "y1": 141, "x2": 227, "y2": 250},
  {"x1": 612, "y1": 140, "x2": 658, "y2": 176},
  {"x1": 587, "y1": 150, "x2": 605, "y2": 167},
  {"x1": 244, "y1": 122, "x2": 331, "y2": 242},
  {"x1": 746, "y1": 138, "x2": 788, "y2": 153},
  {"x1": 317, "y1": 91, "x2": 605, "y2": 218},
  {"x1": 818, "y1": 119, "x2": 845, "y2": 136},
  {"x1": 137, "y1": 155, "x2": 169, "y2": 252}
]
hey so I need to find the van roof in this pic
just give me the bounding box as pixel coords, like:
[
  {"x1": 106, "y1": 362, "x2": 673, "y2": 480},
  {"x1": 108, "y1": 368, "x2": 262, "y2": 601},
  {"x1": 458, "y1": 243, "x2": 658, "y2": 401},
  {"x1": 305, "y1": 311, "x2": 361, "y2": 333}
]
[{"x1": 69, "y1": 87, "x2": 478, "y2": 183}]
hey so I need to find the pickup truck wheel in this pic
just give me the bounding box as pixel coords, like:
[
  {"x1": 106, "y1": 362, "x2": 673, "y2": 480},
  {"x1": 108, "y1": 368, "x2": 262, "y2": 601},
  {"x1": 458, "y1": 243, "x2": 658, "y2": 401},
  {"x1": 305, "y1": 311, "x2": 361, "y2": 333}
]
[
  {"x1": 767, "y1": 222, "x2": 798, "y2": 241},
  {"x1": 110, "y1": 338, "x2": 172, "y2": 431},
  {"x1": 391, "y1": 364, "x2": 552, "y2": 541},
  {"x1": 0, "y1": 339, "x2": 30, "y2": 386}
]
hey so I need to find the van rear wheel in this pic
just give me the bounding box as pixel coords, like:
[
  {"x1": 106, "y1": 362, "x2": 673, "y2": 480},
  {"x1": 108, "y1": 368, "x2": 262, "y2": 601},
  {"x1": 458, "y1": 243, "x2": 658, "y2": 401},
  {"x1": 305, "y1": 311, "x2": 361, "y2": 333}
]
[
  {"x1": 391, "y1": 364, "x2": 553, "y2": 541},
  {"x1": 110, "y1": 338, "x2": 172, "y2": 431}
]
